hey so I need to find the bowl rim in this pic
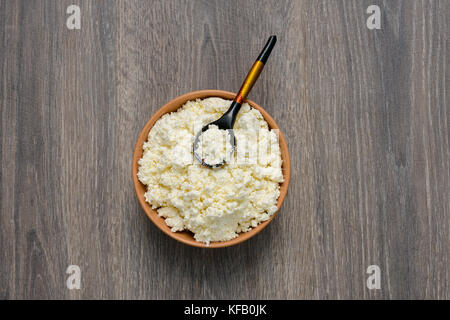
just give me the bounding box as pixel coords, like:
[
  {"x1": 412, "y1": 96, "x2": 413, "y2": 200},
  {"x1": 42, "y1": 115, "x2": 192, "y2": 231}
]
[{"x1": 132, "y1": 89, "x2": 291, "y2": 248}]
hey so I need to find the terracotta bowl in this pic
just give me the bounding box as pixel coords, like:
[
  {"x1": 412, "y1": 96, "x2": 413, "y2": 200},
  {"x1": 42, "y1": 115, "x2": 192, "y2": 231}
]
[{"x1": 132, "y1": 90, "x2": 291, "y2": 248}]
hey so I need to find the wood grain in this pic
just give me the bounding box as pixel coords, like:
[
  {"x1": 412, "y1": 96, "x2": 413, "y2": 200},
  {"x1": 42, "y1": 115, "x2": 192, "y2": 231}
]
[{"x1": 0, "y1": 0, "x2": 448, "y2": 299}]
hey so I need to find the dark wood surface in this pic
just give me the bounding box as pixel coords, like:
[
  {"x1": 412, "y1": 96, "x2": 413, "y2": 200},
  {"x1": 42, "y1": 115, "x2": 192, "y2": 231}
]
[{"x1": 1, "y1": 0, "x2": 449, "y2": 299}]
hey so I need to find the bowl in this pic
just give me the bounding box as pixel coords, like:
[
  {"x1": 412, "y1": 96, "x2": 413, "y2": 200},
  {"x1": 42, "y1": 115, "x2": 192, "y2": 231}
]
[{"x1": 132, "y1": 90, "x2": 291, "y2": 248}]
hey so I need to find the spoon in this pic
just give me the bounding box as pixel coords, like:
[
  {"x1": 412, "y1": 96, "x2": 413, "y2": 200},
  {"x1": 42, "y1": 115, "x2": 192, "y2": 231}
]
[{"x1": 193, "y1": 35, "x2": 277, "y2": 167}]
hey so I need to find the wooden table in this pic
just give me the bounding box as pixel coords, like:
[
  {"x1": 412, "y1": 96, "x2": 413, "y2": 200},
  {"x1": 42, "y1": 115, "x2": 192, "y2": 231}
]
[{"x1": 1, "y1": 0, "x2": 448, "y2": 299}]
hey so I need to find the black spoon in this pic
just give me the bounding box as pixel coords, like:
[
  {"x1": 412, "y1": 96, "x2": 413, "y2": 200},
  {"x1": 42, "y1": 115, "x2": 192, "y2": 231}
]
[{"x1": 193, "y1": 35, "x2": 277, "y2": 167}]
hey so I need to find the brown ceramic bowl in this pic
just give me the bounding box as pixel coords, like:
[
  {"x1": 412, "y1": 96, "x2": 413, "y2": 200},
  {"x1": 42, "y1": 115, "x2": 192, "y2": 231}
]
[{"x1": 132, "y1": 90, "x2": 291, "y2": 248}]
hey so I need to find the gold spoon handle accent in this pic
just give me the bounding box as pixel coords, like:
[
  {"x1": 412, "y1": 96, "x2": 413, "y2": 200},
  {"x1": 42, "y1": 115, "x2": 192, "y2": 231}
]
[{"x1": 234, "y1": 35, "x2": 277, "y2": 104}]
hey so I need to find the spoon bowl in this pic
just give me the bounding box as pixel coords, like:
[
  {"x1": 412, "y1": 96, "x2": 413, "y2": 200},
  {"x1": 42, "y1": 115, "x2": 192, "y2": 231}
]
[{"x1": 193, "y1": 127, "x2": 236, "y2": 168}]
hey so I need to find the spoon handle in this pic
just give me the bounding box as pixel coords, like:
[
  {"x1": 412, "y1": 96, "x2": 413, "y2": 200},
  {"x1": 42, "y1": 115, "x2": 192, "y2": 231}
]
[
  {"x1": 220, "y1": 36, "x2": 277, "y2": 128},
  {"x1": 234, "y1": 35, "x2": 277, "y2": 104}
]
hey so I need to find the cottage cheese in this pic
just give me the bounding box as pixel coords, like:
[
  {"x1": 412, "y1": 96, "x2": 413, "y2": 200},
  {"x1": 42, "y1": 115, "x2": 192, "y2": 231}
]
[
  {"x1": 137, "y1": 97, "x2": 283, "y2": 245},
  {"x1": 194, "y1": 125, "x2": 232, "y2": 166}
]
